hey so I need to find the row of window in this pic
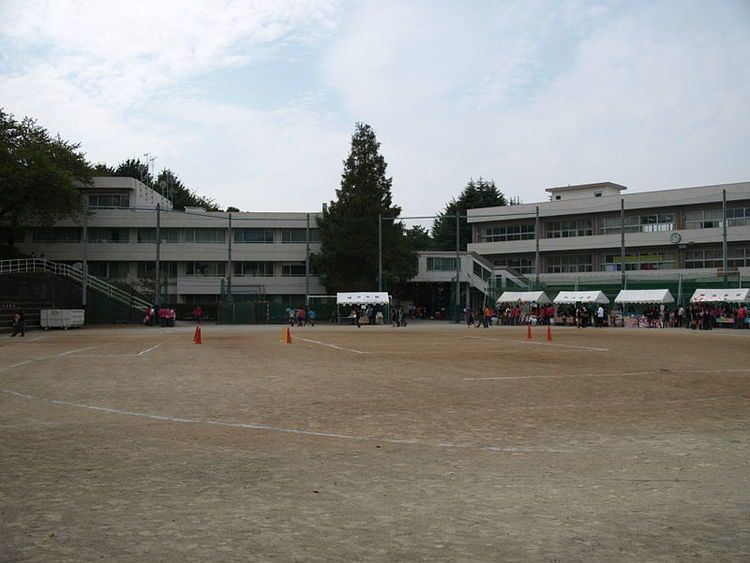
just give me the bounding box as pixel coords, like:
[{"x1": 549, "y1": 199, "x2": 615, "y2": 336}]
[
  {"x1": 85, "y1": 261, "x2": 312, "y2": 279},
  {"x1": 88, "y1": 194, "x2": 130, "y2": 208},
  {"x1": 29, "y1": 228, "x2": 320, "y2": 244},
  {"x1": 476, "y1": 207, "x2": 750, "y2": 242},
  {"x1": 486, "y1": 246, "x2": 750, "y2": 273}
]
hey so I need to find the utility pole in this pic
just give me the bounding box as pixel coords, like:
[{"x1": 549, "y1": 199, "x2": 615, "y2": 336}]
[
  {"x1": 81, "y1": 194, "x2": 88, "y2": 309},
  {"x1": 378, "y1": 213, "x2": 383, "y2": 292},
  {"x1": 305, "y1": 213, "x2": 311, "y2": 306},
  {"x1": 534, "y1": 206, "x2": 540, "y2": 289},
  {"x1": 155, "y1": 203, "x2": 161, "y2": 308},
  {"x1": 455, "y1": 211, "x2": 461, "y2": 322}
]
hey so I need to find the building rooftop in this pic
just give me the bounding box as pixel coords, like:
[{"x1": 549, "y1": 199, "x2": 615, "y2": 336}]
[{"x1": 545, "y1": 182, "x2": 627, "y2": 193}]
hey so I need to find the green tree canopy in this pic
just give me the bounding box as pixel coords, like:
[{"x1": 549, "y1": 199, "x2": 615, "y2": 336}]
[
  {"x1": 0, "y1": 109, "x2": 91, "y2": 246},
  {"x1": 405, "y1": 224, "x2": 433, "y2": 251},
  {"x1": 312, "y1": 123, "x2": 416, "y2": 292},
  {"x1": 154, "y1": 168, "x2": 220, "y2": 211},
  {"x1": 432, "y1": 177, "x2": 507, "y2": 251}
]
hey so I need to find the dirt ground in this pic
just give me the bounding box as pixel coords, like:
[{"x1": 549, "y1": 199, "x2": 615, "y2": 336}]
[{"x1": 1, "y1": 321, "x2": 749, "y2": 562}]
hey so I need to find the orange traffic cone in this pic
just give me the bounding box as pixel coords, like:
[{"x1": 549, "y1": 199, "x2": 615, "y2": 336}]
[
  {"x1": 194, "y1": 326, "x2": 202, "y2": 344},
  {"x1": 546, "y1": 325, "x2": 552, "y2": 341},
  {"x1": 526, "y1": 324, "x2": 532, "y2": 339},
  {"x1": 285, "y1": 327, "x2": 293, "y2": 344}
]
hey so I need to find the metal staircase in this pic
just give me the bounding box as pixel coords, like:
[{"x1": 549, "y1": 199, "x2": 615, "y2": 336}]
[{"x1": 0, "y1": 258, "x2": 152, "y2": 313}]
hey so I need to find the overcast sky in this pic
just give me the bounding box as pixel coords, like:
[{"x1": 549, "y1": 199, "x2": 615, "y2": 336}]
[{"x1": 1, "y1": 0, "x2": 748, "y2": 217}]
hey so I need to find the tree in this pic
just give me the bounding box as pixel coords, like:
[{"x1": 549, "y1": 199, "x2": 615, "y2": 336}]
[
  {"x1": 0, "y1": 109, "x2": 91, "y2": 247},
  {"x1": 153, "y1": 168, "x2": 220, "y2": 211},
  {"x1": 312, "y1": 123, "x2": 416, "y2": 292},
  {"x1": 226, "y1": 206, "x2": 240, "y2": 213},
  {"x1": 405, "y1": 225, "x2": 433, "y2": 251},
  {"x1": 115, "y1": 158, "x2": 153, "y2": 186},
  {"x1": 431, "y1": 177, "x2": 507, "y2": 251}
]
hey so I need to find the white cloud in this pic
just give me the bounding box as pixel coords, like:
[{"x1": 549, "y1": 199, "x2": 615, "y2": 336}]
[{"x1": 1, "y1": 0, "x2": 748, "y2": 217}]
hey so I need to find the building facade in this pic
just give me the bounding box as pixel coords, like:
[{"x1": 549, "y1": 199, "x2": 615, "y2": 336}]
[
  {"x1": 8, "y1": 177, "x2": 325, "y2": 305},
  {"x1": 467, "y1": 181, "x2": 750, "y2": 281}
]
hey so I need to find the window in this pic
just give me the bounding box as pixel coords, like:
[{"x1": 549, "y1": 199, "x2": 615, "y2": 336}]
[
  {"x1": 32, "y1": 228, "x2": 81, "y2": 242},
  {"x1": 594, "y1": 192, "x2": 602, "y2": 198},
  {"x1": 685, "y1": 208, "x2": 722, "y2": 229},
  {"x1": 684, "y1": 246, "x2": 750, "y2": 269},
  {"x1": 730, "y1": 246, "x2": 750, "y2": 268},
  {"x1": 193, "y1": 228, "x2": 226, "y2": 243},
  {"x1": 233, "y1": 261, "x2": 274, "y2": 276},
  {"x1": 726, "y1": 207, "x2": 750, "y2": 227},
  {"x1": 281, "y1": 263, "x2": 306, "y2": 277},
  {"x1": 88, "y1": 228, "x2": 129, "y2": 243},
  {"x1": 602, "y1": 250, "x2": 676, "y2": 271},
  {"x1": 478, "y1": 223, "x2": 535, "y2": 242},
  {"x1": 184, "y1": 262, "x2": 226, "y2": 276},
  {"x1": 234, "y1": 228, "x2": 274, "y2": 243},
  {"x1": 281, "y1": 229, "x2": 320, "y2": 243},
  {"x1": 492, "y1": 257, "x2": 534, "y2": 274},
  {"x1": 545, "y1": 219, "x2": 593, "y2": 238},
  {"x1": 473, "y1": 261, "x2": 491, "y2": 281},
  {"x1": 599, "y1": 213, "x2": 674, "y2": 235},
  {"x1": 88, "y1": 193, "x2": 130, "y2": 208},
  {"x1": 426, "y1": 257, "x2": 457, "y2": 271},
  {"x1": 137, "y1": 228, "x2": 155, "y2": 243},
  {"x1": 137, "y1": 262, "x2": 177, "y2": 279},
  {"x1": 685, "y1": 248, "x2": 722, "y2": 269},
  {"x1": 546, "y1": 254, "x2": 592, "y2": 273}
]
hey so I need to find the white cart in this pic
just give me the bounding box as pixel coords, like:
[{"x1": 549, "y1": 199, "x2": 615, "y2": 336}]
[{"x1": 40, "y1": 309, "x2": 85, "y2": 330}]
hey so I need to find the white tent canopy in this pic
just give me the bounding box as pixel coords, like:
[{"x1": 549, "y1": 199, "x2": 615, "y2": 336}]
[
  {"x1": 336, "y1": 292, "x2": 391, "y2": 305},
  {"x1": 496, "y1": 291, "x2": 551, "y2": 305},
  {"x1": 553, "y1": 290, "x2": 610, "y2": 305},
  {"x1": 690, "y1": 288, "x2": 750, "y2": 303},
  {"x1": 614, "y1": 289, "x2": 675, "y2": 304}
]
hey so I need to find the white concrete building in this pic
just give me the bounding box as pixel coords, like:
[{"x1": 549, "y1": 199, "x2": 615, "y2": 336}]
[
  {"x1": 467, "y1": 181, "x2": 750, "y2": 282},
  {"x1": 10, "y1": 178, "x2": 324, "y2": 305}
]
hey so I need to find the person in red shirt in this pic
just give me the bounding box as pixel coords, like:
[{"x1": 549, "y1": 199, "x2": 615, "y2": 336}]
[
  {"x1": 192, "y1": 305, "x2": 202, "y2": 324},
  {"x1": 736, "y1": 304, "x2": 747, "y2": 329}
]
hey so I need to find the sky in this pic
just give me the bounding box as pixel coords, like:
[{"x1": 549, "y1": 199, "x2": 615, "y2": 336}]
[{"x1": 1, "y1": 0, "x2": 749, "y2": 219}]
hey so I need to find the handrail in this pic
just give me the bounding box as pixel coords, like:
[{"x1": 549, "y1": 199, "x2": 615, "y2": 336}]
[{"x1": 0, "y1": 258, "x2": 152, "y2": 311}]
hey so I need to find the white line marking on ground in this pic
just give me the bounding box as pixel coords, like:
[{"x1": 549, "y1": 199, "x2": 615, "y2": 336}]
[
  {"x1": 465, "y1": 371, "x2": 653, "y2": 381},
  {"x1": 137, "y1": 344, "x2": 162, "y2": 356},
  {"x1": 28, "y1": 336, "x2": 45, "y2": 342},
  {"x1": 1, "y1": 389, "x2": 569, "y2": 454},
  {"x1": 53, "y1": 347, "x2": 98, "y2": 358},
  {"x1": 294, "y1": 336, "x2": 368, "y2": 354},
  {"x1": 0, "y1": 360, "x2": 34, "y2": 374}
]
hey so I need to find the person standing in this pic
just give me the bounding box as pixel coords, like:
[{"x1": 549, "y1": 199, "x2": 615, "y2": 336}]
[
  {"x1": 596, "y1": 305, "x2": 605, "y2": 327},
  {"x1": 308, "y1": 308, "x2": 317, "y2": 327},
  {"x1": 192, "y1": 305, "x2": 202, "y2": 325},
  {"x1": 736, "y1": 304, "x2": 747, "y2": 329},
  {"x1": 11, "y1": 309, "x2": 26, "y2": 337}
]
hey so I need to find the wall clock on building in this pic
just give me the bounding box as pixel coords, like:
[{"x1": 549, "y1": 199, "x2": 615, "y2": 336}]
[{"x1": 670, "y1": 232, "x2": 682, "y2": 244}]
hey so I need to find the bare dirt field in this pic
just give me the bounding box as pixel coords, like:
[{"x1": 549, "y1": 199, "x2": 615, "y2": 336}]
[{"x1": 1, "y1": 321, "x2": 749, "y2": 562}]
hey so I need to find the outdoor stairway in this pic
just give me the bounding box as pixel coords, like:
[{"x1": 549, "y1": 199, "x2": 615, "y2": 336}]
[{"x1": 0, "y1": 258, "x2": 152, "y2": 321}]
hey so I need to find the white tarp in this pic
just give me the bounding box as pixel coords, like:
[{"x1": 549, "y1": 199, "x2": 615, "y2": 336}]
[
  {"x1": 496, "y1": 291, "x2": 551, "y2": 305},
  {"x1": 336, "y1": 292, "x2": 391, "y2": 305},
  {"x1": 553, "y1": 290, "x2": 610, "y2": 304},
  {"x1": 690, "y1": 288, "x2": 750, "y2": 303},
  {"x1": 614, "y1": 289, "x2": 675, "y2": 304}
]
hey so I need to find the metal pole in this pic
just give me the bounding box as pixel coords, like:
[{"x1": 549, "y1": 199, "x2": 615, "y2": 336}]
[
  {"x1": 155, "y1": 203, "x2": 161, "y2": 308},
  {"x1": 305, "y1": 213, "x2": 311, "y2": 306},
  {"x1": 81, "y1": 195, "x2": 88, "y2": 308},
  {"x1": 378, "y1": 213, "x2": 383, "y2": 292},
  {"x1": 722, "y1": 188, "x2": 728, "y2": 275},
  {"x1": 227, "y1": 212, "x2": 233, "y2": 301},
  {"x1": 534, "y1": 206, "x2": 540, "y2": 289},
  {"x1": 620, "y1": 197, "x2": 626, "y2": 289},
  {"x1": 455, "y1": 211, "x2": 460, "y2": 322}
]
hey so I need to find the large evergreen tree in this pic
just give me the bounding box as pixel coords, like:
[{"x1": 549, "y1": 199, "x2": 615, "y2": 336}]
[
  {"x1": 312, "y1": 123, "x2": 416, "y2": 292},
  {"x1": 0, "y1": 110, "x2": 91, "y2": 247},
  {"x1": 432, "y1": 177, "x2": 507, "y2": 251}
]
